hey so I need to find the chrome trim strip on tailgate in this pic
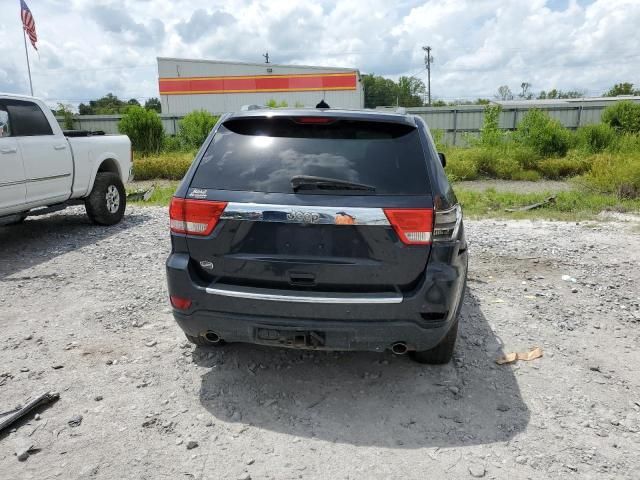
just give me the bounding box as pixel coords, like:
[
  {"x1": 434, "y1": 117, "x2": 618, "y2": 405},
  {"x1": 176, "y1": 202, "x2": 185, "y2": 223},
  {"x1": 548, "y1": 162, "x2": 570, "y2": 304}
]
[
  {"x1": 205, "y1": 284, "x2": 403, "y2": 304},
  {"x1": 220, "y1": 203, "x2": 390, "y2": 226}
]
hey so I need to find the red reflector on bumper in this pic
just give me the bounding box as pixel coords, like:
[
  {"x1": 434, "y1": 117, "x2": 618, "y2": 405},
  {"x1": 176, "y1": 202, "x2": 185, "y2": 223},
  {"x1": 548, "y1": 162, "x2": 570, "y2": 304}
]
[{"x1": 170, "y1": 295, "x2": 192, "y2": 310}]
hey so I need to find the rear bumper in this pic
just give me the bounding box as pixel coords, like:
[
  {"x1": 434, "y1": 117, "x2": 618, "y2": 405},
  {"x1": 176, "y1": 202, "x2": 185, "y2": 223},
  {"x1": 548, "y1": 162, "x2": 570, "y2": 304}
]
[{"x1": 166, "y1": 242, "x2": 468, "y2": 352}]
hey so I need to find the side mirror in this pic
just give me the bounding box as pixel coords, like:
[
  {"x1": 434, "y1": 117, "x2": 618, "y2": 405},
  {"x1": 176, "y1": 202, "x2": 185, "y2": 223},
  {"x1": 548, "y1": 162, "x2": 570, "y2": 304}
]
[{"x1": 438, "y1": 152, "x2": 447, "y2": 168}]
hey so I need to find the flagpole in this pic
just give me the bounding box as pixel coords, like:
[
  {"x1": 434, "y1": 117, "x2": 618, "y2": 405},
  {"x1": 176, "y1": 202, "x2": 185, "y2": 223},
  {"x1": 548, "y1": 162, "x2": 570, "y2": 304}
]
[{"x1": 22, "y1": 27, "x2": 33, "y2": 96}]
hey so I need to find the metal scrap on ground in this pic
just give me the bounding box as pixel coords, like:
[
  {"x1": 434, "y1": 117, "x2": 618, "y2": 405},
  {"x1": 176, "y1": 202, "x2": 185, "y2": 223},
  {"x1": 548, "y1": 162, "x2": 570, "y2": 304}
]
[
  {"x1": 126, "y1": 186, "x2": 155, "y2": 202},
  {"x1": 0, "y1": 392, "x2": 60, "y2": 432},
  {"x1": 505, "y1": 195, "x2": 556, "y2": 212}
]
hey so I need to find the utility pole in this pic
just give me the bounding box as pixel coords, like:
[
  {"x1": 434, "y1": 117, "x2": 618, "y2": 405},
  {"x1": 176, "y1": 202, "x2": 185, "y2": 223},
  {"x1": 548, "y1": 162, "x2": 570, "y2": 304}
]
[
  {"x1": 422, "y1": 46, "x2": 433, "y2": 106},
  {"x1": 263, "y1": 52, "x2": 270, "y2": 64}
]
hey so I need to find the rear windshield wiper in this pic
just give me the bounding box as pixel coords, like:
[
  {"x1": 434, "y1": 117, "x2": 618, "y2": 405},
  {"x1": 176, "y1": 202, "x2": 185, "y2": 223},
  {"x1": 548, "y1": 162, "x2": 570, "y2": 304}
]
[{"x1": 291, "y1": 175, "x2": 376, "y2": 193}]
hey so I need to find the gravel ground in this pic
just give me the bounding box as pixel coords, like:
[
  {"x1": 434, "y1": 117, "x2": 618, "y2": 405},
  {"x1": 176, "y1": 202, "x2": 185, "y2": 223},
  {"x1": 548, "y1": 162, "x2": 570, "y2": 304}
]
[
  {"x1": 1, "y1": 206, "x2": 639, "y2": 479},
  {"x1": 455, "y1": 179, "x2": 574, "y2": 193}
]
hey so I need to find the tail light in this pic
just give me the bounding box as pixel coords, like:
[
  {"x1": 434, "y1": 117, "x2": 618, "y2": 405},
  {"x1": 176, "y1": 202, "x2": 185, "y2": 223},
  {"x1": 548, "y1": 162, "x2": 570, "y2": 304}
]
[
  {"x1": 433, "y1": 204, "x2": 462, "y2": 241},
  {"x1": 384, "y1": 209, "x2": 434, "y2": 245},
  {"x1": 384, "y1": 205, "x2": 462, "y2": 245},
  {"x1": 170, "y1": 295, "x2": 192, "y2": 310},
  {"x1": 169, "y1": 198, "x2": 227, "y2": 236}
]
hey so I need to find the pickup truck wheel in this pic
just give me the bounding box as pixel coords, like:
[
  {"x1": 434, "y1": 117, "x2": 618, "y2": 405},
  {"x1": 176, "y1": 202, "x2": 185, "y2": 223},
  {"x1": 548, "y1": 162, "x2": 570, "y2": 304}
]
[
  {"x1": 85, "y1": 172, "x2": 126, "y2": 225},
  {"x1": 2, "y1": 214, "x2": 27, "y2": 226}
]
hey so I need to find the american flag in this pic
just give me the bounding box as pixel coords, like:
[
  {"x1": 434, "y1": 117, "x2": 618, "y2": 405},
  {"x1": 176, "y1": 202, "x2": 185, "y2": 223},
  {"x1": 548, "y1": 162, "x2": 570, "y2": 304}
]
[{"x1": 20, "y1": 0, "x2": 38, "y2": 50}]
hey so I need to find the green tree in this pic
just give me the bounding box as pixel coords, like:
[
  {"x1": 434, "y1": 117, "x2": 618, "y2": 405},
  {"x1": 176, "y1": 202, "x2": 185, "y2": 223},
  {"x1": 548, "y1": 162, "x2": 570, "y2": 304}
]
[
  {"x1": 118, "y1": 106, "x2": 164, "y2": 155},
  {"x1": 397, "y1": 76, "x2": 425, "y2": 107},
  {"x1": 519, "y1": 82, "x2": 533, "y2": 99},
  {"x1": 362, "y1": 74, "x2": 399, "y2": 108},
  {"x1": 538, "y1": 89, "x2": 585, "y2": 99},
  {"x1": 604, "y1": 83, "x2": 640, "y2": 97},
  {"x1": 78, "y1": 93, "x2": 129, "y2": 115},
  {"x1": 144, "y1": 97, "x2": 162, "y2": 113},
  {"x1": 127, "y1": 98, "x2": 141, "y2": 107},
  {"x1": 54, "y1": 103, "x2": 75, "y2": 130},
  {"x1": 495, "y1": 85, "x2": 514, "y2": 101}
]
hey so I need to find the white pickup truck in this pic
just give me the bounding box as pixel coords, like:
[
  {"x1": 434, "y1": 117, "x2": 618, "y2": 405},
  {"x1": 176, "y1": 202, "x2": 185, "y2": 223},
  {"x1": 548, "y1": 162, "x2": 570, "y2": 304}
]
[{"x1": 0, "y1": 93, "x2": 132, "y2": 226}]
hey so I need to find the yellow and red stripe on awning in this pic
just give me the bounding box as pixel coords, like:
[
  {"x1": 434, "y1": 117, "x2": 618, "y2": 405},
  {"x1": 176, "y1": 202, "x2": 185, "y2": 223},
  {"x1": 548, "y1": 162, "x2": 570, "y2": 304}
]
[{"x1": 159, "y1": 72, "x2": 357, "y2": 95}]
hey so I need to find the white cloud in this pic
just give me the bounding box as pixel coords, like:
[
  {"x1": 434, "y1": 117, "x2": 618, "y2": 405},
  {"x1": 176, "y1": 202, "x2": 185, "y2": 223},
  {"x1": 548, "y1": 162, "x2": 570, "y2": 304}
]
[{"x1": 0, "y1": 0, "x2": 638, "y2": 108}]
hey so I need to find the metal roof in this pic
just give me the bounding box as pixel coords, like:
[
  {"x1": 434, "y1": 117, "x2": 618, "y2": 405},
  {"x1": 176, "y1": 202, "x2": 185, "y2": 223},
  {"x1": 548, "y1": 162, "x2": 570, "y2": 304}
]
[
  {"x1": 157, "y1": 57, "x2": 359, "y2": 73},
  {"x1": 495, "y1": 96, "x2": 640, "y2": 107}
]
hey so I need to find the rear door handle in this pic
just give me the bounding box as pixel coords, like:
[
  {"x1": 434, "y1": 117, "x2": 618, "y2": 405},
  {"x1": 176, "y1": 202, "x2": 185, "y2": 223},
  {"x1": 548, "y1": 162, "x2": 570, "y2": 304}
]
[
  {"x1": 0, "y1": 147, "x2": 17, "y2": 154},
  {"x1": 54, "y1": 144, "x2": 67, "y2": 150}
]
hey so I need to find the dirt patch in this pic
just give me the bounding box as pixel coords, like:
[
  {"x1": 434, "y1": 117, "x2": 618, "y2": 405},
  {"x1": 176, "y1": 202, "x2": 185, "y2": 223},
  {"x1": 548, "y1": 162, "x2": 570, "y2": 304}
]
[{"x1": 1, "y1": 207, "x2": 638, "y2": 479}]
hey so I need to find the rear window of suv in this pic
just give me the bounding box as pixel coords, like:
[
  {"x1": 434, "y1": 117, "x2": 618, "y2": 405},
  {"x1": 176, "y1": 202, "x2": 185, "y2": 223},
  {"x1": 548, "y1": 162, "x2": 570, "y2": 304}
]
[{"x1": 190, "y1": 117, "x2": 431, "y2": 195}]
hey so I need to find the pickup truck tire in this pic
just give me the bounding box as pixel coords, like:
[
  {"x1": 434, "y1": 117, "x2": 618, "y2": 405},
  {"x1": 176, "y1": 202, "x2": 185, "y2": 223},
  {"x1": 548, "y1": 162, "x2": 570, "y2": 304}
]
[
  {"x1": 2, "y1": 214, "x2": 27, "y2": 226},
  {"x1": 85, "y1": 172, "x2": 126, "y2": 226}
]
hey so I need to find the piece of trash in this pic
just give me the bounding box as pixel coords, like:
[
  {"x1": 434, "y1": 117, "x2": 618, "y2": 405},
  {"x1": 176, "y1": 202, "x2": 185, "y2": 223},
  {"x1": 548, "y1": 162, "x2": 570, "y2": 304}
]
[
  {"x1": 561, "y1": 275, "x2": 577, "y2": 283},
  {"x1": 126, "y1": 186, "x2": 155, "y2": 202},
  {"x1": 0, "y1": 392, "x2": 60, "y2": 433},
  {"x1": 496, "y1": 347, "x2": 543, "y2": 365},
  {"x1": 505, "y1": 195, "x2": 556, "y2": 212},
  {"x1": 68, "y1": 415, "x2": 83, "y2": 427}
]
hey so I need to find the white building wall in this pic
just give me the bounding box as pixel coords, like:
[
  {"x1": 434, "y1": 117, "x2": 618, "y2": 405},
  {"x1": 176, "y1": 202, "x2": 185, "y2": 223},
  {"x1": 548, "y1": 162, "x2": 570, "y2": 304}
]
[{"x1": 158, "y1": 57, "x2": 363, "y2": 115}]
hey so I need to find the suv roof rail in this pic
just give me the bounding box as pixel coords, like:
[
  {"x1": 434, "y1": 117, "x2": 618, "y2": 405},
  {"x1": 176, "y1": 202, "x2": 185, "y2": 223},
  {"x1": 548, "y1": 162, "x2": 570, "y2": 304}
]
[{"x1": 239, "y1": 104, "x2": 268, "y2": 111}]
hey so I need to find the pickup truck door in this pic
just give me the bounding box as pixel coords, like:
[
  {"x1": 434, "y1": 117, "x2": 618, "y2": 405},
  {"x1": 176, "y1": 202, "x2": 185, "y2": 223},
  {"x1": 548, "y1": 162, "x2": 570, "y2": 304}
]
[
  {"x1": 5, "y1": 99, "x2": 73, "y2": 206},
  {"x1": 0, "y1": 103, "x2": 26, "y2": 213}
]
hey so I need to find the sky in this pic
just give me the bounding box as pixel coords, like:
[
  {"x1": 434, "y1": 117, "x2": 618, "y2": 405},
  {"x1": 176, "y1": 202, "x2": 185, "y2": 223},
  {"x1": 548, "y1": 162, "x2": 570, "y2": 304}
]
[{"x1": 1, "y1": 0, "x2": 639, "y2": 108}]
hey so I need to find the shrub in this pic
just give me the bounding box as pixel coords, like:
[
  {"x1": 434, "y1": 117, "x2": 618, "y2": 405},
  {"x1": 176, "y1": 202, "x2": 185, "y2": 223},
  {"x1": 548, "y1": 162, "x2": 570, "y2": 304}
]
[
  {"x1": 478, "y1": 104, "x2": 503, "y2": 147},
  {"x1": 266, "y1": 99, "x2": 288, "y2": 108},
  {"x1": 609, "y1": 133, "x2": 640, "y2": 153},
  {"x1": 118, "y1": 106, "x2": 163, "y2": 155},
  {"x1": 445, "y1": 149, "x2": 479, "y2": 180},
  {"x1": 580, "y1": 153, "x2": 640, "y2": 198},
  {"x1": 602, "y1": 101, "x2": 640, "y2": 134},
  {"x1": 514, "y1": 109, "x2": 571, "y2": 157},
  {"x1": 537, "y1": 154, "x2": 590, "y2": 179},
  {"x1": 162, "y1": 135, "x2": 182, "y2": 152},
  {"x1": 576, "y1": 124, "x2": 616, "y2": 153},
  {"x1": 177, "y1": 110, "x2": 219, "y2": 150},
  {"x1": 504, "y1": 145, "x2": 541, "y2": 170},
  {"x1": 133, "y1": 151, "x2": 196, "y2": 180}
]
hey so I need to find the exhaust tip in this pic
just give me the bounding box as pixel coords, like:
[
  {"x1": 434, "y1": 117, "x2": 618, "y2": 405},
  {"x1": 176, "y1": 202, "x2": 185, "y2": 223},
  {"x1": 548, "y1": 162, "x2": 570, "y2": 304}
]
[
  {"x1": 391, "y1": 342, "x2": 408, "y2": 355},
  {"x1": 203, "y1": 331, "x2": 222, "y2": 344}
]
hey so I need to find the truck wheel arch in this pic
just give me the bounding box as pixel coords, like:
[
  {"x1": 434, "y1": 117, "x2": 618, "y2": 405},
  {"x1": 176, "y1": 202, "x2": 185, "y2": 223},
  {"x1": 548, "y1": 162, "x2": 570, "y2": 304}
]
[{"x1": 86, "y1": 157, "x2": 121, "y2": 195}]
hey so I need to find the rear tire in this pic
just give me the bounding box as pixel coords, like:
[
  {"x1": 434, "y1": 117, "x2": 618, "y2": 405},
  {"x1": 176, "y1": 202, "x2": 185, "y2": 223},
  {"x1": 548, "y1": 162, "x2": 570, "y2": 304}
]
[
  {"x1": 85, "y1": 172, "x2": 126, "y2": 226},
  {"x1": 411, "y1": 274, "x2": 467, "y2": 365},
  {"x1": 2, "y1": 214, "x2": 27, "y2": 226},
  {"x1": 185, "y1": 333, "x2": 226, "y2": 347},
  {"x1": 410, "y1": 319, "x2": 459, "y2": 364}
]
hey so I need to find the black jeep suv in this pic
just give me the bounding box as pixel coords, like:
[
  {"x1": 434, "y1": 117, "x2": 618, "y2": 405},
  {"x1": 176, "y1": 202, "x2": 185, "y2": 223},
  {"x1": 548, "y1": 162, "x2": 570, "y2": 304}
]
[{"x1": 166, "y1": 108, "x2": 467, "y2": 364}]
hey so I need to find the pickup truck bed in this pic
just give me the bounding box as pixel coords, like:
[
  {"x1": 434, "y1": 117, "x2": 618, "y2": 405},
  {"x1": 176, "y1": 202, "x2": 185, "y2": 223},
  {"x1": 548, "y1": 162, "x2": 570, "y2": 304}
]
[{"x1": 0, "y1": 93, "x2": 132, "y2": 226}]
